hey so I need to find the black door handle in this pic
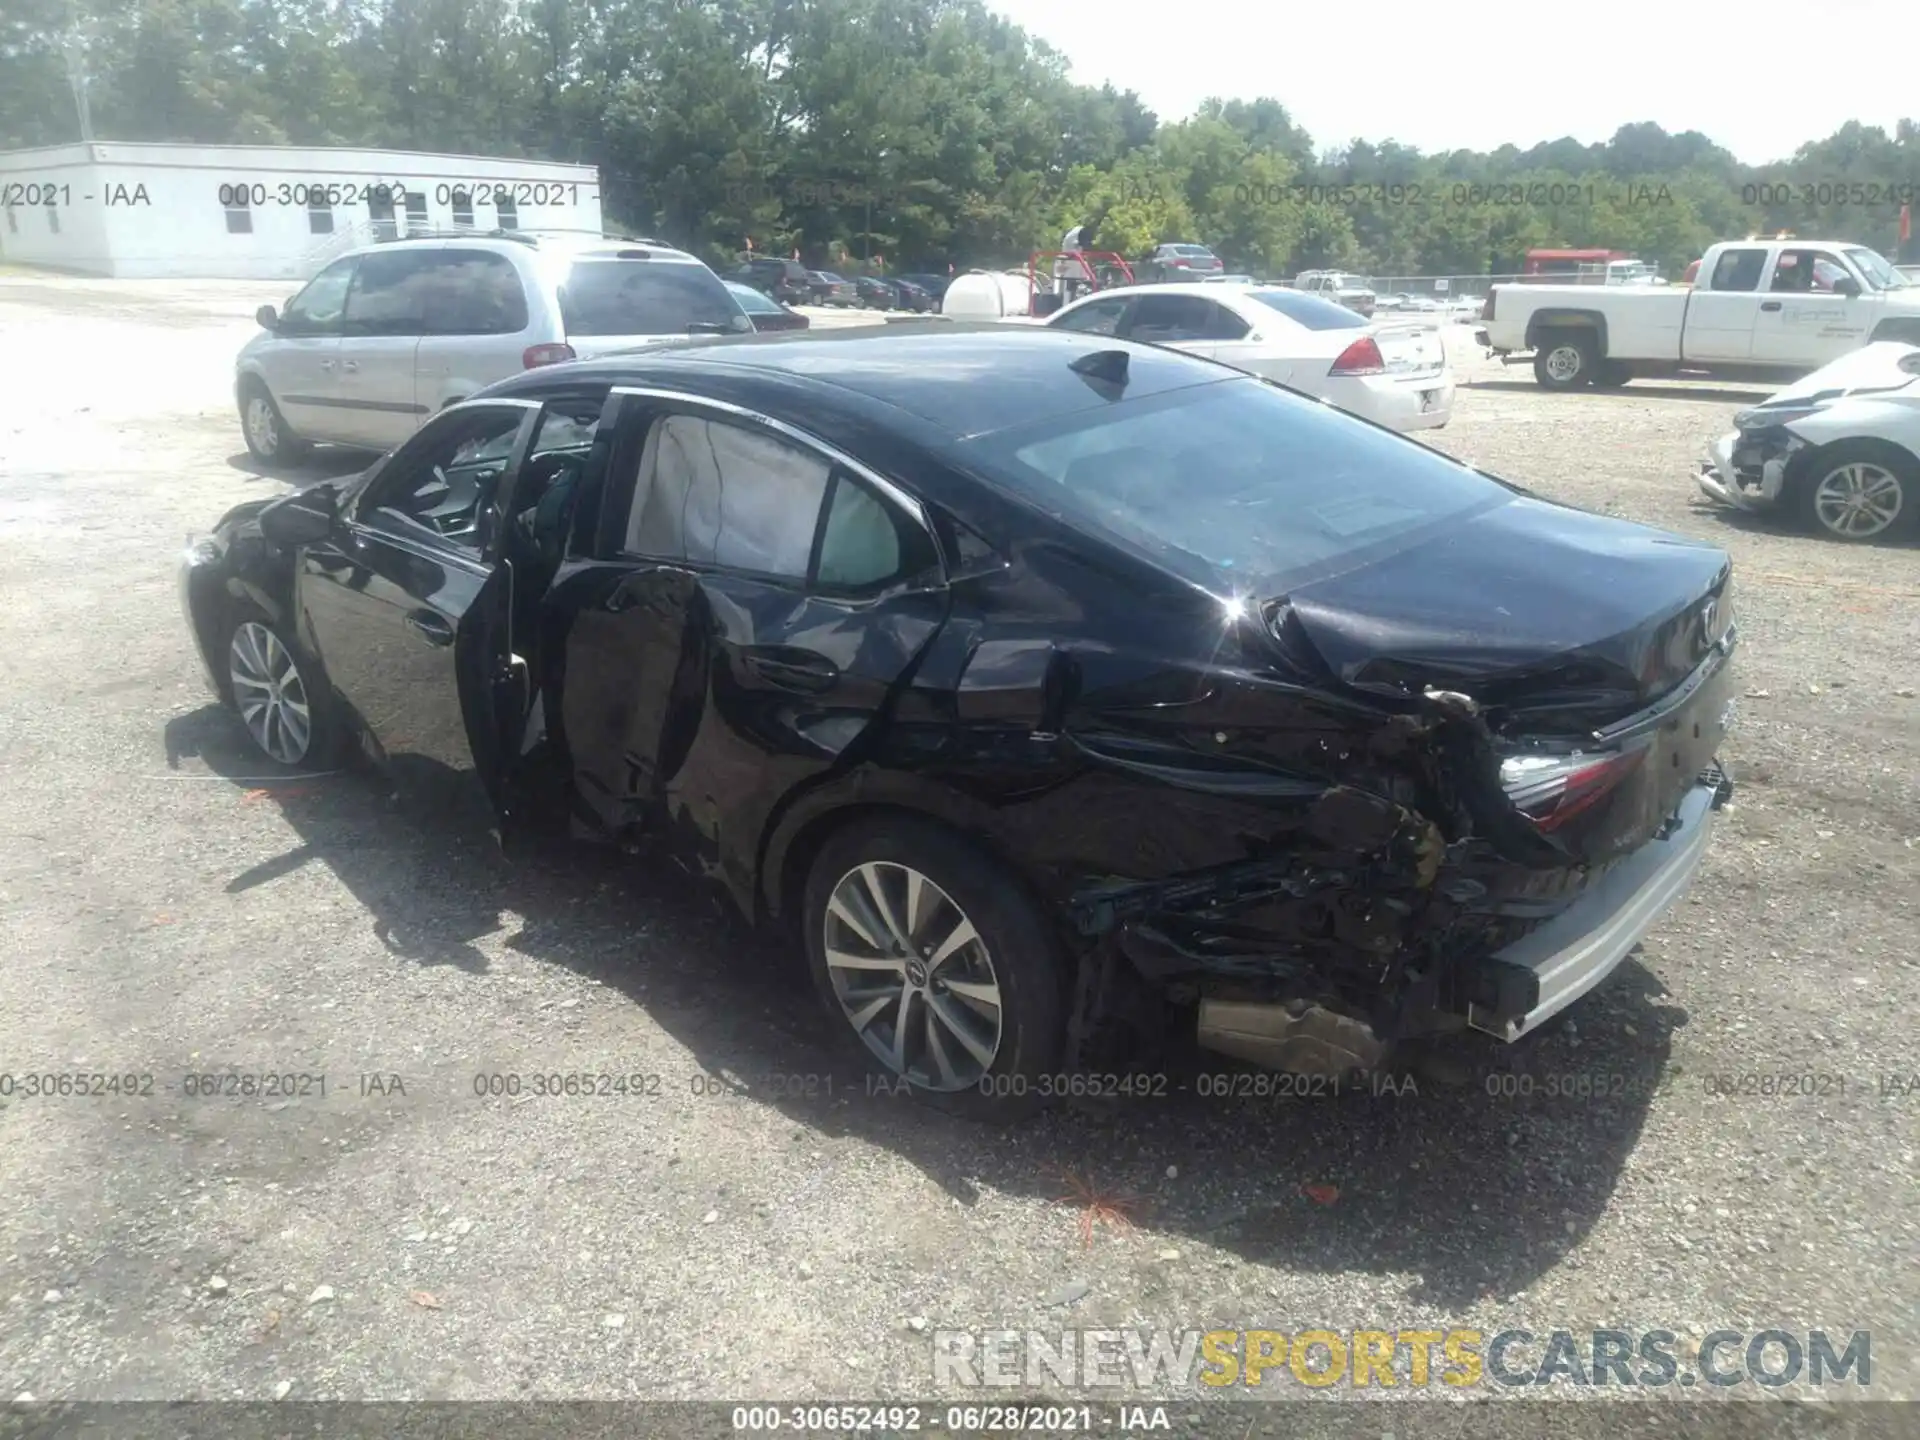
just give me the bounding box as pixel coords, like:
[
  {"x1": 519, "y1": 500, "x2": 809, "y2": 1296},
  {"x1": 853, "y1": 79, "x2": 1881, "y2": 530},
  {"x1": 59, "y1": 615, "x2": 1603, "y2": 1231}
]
[
  {"x1": 405, "y1": 609, "x2": 455, "y2": 646},
  {"x1": 742, "y1": 651, "x2": 838, "y2": 693},
  {"x1": 1761, "y1": 301, "x2": 1783, "y2": 312}
]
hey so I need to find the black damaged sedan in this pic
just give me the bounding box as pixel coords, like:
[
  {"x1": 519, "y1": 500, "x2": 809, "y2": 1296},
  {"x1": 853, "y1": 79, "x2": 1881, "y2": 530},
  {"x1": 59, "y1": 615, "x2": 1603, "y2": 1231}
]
[{"x1": 182, "y1": 326, "x2": 1736, "y2": 1116}]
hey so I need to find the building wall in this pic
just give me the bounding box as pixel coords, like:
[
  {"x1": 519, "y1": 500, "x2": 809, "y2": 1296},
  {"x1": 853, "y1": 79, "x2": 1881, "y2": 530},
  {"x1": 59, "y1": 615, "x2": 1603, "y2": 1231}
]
[
  {"x1": 1, "y1": 143, "x2": 602, "y2": 279},
  {"x1": 0, "y1": 145, "x2": 113, "y2": 272}
]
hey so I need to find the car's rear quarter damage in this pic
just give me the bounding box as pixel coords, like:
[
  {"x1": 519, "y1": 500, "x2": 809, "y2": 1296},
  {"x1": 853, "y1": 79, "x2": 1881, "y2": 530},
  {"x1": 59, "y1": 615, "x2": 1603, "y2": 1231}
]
[{"x1": 794, "y1": 518, "x2": 1737, "y2": 1077}]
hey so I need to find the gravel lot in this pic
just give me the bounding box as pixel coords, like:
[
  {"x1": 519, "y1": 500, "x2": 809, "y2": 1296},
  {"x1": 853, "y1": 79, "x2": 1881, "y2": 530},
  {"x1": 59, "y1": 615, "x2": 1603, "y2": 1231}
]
[{"x1": 1, "y1": 274, "x2": 1916, "y2": 1425}]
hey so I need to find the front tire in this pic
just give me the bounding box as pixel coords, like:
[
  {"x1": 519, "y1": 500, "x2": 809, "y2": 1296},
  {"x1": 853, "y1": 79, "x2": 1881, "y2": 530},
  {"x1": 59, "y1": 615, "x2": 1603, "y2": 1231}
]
[
  {"x1": 1533, "y1": 332, "x2": 1597, "y2": 390},
  {"x1": 223, "y1": 607, "x2": 343, "y2": 770},
  {"x1": 803, "y1": 817, "x2": 1067, "y2": 1121},
  {"x1": 240, "y1": 380, "x2": 309, "y2": 466},
  {"x1": 1794, "y1": 441, "x2": 1916, "y2": 542}
]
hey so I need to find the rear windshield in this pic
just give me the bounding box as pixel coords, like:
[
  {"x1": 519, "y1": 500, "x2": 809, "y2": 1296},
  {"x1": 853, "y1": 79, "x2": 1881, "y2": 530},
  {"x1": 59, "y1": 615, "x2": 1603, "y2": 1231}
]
[
  {"x1": 963, "y1": 378, "x2": 1509, "y2": 594},
  {"x1": 1247, "y1": 289, "x2": 1368, "y2": 330},
  {"x1": 1171, "y1": 245, "x2": 1216, "y2": 257},
  {"x1": 559, "y1": 260, "x2": 751, "y2": 336}
]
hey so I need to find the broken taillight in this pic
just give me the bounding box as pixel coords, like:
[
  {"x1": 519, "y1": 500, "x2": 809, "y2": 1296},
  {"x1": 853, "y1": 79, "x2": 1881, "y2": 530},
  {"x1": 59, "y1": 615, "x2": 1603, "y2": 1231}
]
[
  {"x1": 1499, "y1": 749, "x2": 1645, "y2": 832},
  {"x1": 523, "y1": 342, "x2": 576, "y2": 369}
]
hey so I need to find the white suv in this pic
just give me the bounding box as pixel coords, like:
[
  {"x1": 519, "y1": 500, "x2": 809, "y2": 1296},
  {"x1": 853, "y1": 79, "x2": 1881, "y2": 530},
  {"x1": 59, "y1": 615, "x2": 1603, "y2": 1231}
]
[{"x1": 235, "y1": 233, "x2": 753, "y2": 463}]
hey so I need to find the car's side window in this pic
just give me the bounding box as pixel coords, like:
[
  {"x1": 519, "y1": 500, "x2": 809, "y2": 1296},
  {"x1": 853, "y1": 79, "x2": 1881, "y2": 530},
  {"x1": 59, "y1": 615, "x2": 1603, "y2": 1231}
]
[
  {"x1": 532, "y1": 403, "x2": 599, "y2": 457},
  {"x1": 813, "y1": 471, "x2": 940, "y2": 593},
  {"x1": 624, "y1": 413, "x2": 830, "y2": 580},
  {"x1": 425, "y1": 251, "x2": 531, "y2": 335},
  {"x1": 279, "y1": 257, "x2": 356, "y2": 336},
  {"x1": 1770, "y1": 250, "x2": 1849, "y2": 294},
  {"x1": 506, "y1": 398, "x2": 603, "y2": 561},
  {"x1": 1196, "y1": 300, "x2": 1251, "y2": 341},
  {"x1": 1053, "y1": 297, "x2": 1130, "y2": 335},
  {"x1": 342, "y1": 249, "x2": 436, "y2": 336},
  {"x1": 1709, "y1": 248, "x2": 1767, "y2": 292},
  {"x1": 1126, "y1": 294, "x2": 1228, "y2": 343},
  {"x1": 361, "y1": 407, "x2": 528, "y2": 552}
]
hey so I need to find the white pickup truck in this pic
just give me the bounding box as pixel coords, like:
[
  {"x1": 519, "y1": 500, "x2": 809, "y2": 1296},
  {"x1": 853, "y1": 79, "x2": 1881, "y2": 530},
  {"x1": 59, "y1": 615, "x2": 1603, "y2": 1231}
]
[{"x1": 1479, "y1": 239, "x2": 1920, "y2": 390}]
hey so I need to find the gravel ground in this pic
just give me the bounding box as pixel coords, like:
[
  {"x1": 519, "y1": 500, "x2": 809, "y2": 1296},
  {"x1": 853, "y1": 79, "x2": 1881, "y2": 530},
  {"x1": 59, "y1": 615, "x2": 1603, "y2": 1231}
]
[{"x1": 0, "y1": 275, "x2": 1916, "y2": 1427}]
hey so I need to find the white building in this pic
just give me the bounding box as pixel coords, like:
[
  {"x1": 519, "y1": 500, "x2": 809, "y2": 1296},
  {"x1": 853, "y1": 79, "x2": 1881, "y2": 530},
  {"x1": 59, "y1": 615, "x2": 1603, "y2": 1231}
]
[{"x1": 0, "y1": 142, "x2": 603, "y2": 280}]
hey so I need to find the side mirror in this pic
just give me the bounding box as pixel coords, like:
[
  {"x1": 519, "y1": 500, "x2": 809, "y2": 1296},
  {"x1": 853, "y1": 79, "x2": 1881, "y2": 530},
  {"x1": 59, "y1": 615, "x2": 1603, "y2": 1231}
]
[
  {"x1": 256, "y1": 304, "x2": 280, "y2": 330},
  {"x1": 1833, "y1": 277, "x2": 1862, "y2": 298},
  {"x1": 259, "y1": 488, "x2": 337, "y2": 547}
]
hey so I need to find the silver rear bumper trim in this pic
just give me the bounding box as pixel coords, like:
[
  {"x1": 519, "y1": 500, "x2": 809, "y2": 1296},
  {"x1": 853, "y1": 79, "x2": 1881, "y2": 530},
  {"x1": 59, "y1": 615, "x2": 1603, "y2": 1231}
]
[{"x1": 1470, "y1": 780, "x2": 1719, "y2": 1042}]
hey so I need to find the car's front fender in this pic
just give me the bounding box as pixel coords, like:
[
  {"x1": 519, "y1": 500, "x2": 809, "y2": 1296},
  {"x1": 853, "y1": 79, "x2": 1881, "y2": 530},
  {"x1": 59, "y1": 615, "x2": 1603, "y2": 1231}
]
[{"x1": 1780, "y1": 397, "x2": 1920, "y2": 462}]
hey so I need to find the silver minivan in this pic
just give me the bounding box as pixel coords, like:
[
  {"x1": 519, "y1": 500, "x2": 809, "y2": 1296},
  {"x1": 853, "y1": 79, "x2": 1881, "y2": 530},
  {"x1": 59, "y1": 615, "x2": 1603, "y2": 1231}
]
[{"x1": 235, "y1": 233, "x2": 752, "y2": 463}]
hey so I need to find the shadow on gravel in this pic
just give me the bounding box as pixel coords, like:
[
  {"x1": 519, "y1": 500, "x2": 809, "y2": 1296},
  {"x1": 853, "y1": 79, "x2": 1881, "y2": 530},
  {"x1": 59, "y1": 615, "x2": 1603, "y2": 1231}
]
[
  {"x1": 161, "y1": 701, "x2": 1689, "y2": 1309},
  {"x1": 224, "y1": 448, "x2": 373, "y2": 487},
  {"x1": 1689, "y1": 500, "x2": 1920, "y2": 552},
  {"x1": 1466, "y1": 379, "x2": 1776, "y2": 405}
]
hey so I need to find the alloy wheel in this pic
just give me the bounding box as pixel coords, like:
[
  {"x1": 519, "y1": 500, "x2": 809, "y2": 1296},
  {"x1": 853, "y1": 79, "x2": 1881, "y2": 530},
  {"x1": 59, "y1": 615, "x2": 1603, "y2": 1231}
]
[
  {"x1": 228, "y1": 621, "x2": 312, "y2": 764},
  {"x1": 1812, "y1": 462, "x2": 1903, "y2": 538},
  {"x1": 245, "y1": 395, "x2": 279, "y2": 457},
  {"x1": 822, "y1": 861, "x2": 1003, "y2": 1090},
  {"x1": 1544, "y1": 344, "x2": 1584, "y2": 383}
]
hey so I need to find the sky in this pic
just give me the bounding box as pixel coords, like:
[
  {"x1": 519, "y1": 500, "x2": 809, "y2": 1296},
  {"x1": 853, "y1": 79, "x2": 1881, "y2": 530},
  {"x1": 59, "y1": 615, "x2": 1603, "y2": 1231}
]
[{"x1": 988, "y1": 0, "x2": 1920, "y2": 166}]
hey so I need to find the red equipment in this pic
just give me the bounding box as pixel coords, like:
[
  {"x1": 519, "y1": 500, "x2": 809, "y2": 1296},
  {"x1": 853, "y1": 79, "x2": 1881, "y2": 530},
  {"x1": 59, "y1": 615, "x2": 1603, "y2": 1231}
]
[{"x1": 1025, "y1": 250, "x2": 1135, "y2": 315}]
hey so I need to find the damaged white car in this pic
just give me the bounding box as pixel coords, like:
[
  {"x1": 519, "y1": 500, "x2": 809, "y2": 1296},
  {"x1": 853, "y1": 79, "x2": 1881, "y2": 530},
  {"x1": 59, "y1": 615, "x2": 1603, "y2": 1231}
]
[{"x1": 1696, "y1": 341, "x2": 1920, "y2": 541}]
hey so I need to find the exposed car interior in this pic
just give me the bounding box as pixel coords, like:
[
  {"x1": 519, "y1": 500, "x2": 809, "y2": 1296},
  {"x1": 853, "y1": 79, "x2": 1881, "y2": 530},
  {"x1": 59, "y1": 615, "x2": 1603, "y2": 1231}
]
[{"x1": 360, "y1": 403, "x2": 599, "y2": 563}]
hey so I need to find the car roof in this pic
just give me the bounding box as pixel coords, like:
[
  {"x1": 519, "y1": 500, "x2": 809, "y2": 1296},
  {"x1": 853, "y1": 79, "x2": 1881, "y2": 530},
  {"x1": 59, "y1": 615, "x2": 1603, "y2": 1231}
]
[
  {"x1": 343, "y1": 234, "x2": 705, "y2": 265},
  {"x1": 480, "y1": 325, "x2": 1234, "y2": 442},
  {"x1": 1055, "y1": 281, "x2": 1264, "y2": 307}
]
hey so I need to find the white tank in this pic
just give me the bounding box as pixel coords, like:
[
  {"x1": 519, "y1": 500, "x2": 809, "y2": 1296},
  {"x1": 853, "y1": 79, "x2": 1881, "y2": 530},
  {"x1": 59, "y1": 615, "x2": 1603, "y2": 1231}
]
[{"x1": 940, "y1": 270, "x2": 1033, "y2": 320}]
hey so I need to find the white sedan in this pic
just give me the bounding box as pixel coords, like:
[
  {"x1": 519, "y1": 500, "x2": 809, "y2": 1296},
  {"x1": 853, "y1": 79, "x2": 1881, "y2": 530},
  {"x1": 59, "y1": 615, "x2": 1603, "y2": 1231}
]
[
  {"x1": 1696, "y1": 340, "x2": 1920, "y2": 541},
  {"x1": 1044, "y1": 283, "x2": 1454, "y2": 432}
]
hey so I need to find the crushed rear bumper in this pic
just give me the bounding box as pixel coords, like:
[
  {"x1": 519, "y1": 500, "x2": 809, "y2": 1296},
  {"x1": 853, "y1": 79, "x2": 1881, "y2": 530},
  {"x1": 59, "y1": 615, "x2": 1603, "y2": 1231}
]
[{"x1": 1460, "y1": 766, "x2": 1732, "y2": 1042}]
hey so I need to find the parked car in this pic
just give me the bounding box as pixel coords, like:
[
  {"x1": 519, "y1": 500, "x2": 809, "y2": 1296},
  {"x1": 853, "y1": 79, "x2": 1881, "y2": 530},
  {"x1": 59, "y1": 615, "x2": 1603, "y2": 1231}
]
[
  {"x1": 891, "y1": 278, "x2": 937, "y2": 313},
  {"x1": 236, "y1": 234, "x2": 752, "y2": 465},
  {"x1": 1695, "y1": 340, "x2": 1920, "y2": 541},
  {"x1": 1137, "y1": 242, "x2": 1224, "y2": 283},
  {"x1": 807, "y1": 271, "x2": 859, "y2": 307},
  {"x1": 1045, "y1": 283, "x2": 1454, "y2": 432},
  {"x1": 1480, "y1": 238, "x2": 1920, "y2": 390},
  {"x1": 1295, "y1": 270, "x2": 1378, "y2": 318},
  {"x1": 725, "y1": 280, "x2": 810, "y2": 333},
  {"x1": 896, "y1": 273, "x2": 953, "y2": 302},
  {"x1": 854, "y1": 275, "x2": 900, "y2": 309},
  {"x1": 730, "y1": 256, "x2": 812, "y2": 306},
  {"x1": 182, "y1": 327, "x2": 1735, "y2": 1114}
]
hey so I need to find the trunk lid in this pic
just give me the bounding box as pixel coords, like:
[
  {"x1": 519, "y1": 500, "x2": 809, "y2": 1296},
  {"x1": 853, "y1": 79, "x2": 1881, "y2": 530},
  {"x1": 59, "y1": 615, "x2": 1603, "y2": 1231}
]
[
  {"x1": 1370, "y1": 323, "x2": 1447, "y2": 379},
  {"x1": 1276, "y1": 496, "x2": 1735, "y2": 863},
  {"x1": 1282, "y1": 495, "x2": 1730, "y2": 718}
]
